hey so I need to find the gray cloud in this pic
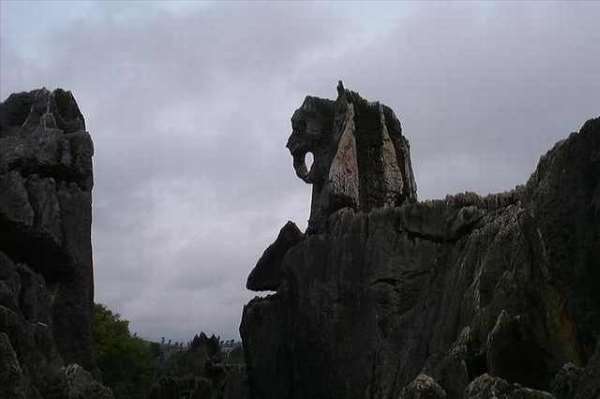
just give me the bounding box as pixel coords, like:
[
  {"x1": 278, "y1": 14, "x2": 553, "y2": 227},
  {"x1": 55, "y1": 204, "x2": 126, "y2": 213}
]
[{"x1": 1, "y1": 1, "x2": 599, "y2": 341}]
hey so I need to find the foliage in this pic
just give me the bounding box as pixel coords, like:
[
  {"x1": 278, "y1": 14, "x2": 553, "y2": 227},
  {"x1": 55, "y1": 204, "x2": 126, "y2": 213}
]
[
  {"x1": 93, "y1": 303, "x2": 157, "y2": 399},
  {"x1": 93, "y1": 303, "x2": 245, "y2": 399}
]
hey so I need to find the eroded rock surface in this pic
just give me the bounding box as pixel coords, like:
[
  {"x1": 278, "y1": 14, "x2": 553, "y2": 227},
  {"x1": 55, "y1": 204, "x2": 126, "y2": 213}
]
[
  {"x1": 0, "y1": 89, "x2": 112, "y2": 398},
  {"x1": 246, "y1": 221, "x2": 304, "y2": 291},
  {"x1": 399, "y1": 374, "x2": 447, "y2": 399},
  {"x1": 286, "y1": 81, "x2": 416, "y2": 233},
  {"x1": 465, "y1": 374, "x2": 554, "y2": 399},
  {"x1": 241, "y1": 84, "x2": 600, "y2": 399}
]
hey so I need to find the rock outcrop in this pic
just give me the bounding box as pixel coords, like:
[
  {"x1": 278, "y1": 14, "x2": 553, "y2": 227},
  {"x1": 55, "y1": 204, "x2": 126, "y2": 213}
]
[
  {"x1": 246, "y1": 221, "x2": 304, "y2": 292},
  {"x1": 0, "y1": 89, "x2": 112, "y2": 398},
  {"x1": 241, "y1": 84, "x2": 600, "y2": 399},
  {"x1": 287, "y1": 82, "x2": 417, "y2": 233}
]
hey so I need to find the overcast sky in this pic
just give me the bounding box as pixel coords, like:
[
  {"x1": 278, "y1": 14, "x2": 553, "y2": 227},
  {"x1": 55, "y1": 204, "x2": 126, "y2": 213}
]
[{"x1": 1, "y1": 1, "x2": 599, "y2": 342}]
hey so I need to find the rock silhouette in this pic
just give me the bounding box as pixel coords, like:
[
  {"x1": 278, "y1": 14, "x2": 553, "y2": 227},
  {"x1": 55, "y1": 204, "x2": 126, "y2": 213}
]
[
  {"x1": 246, "y1": 221, "x2": 304, "y2": 292},
  {"x1": 241, "y1": 84, "x2": 600, "y2": 399},
  {"x1": 0, "y1": 89, "x2": 112, "y2": 398}
]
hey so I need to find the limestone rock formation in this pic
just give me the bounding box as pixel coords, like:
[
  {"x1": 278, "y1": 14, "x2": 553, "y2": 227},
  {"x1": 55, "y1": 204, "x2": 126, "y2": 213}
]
[
  {"x1": 246, "y1": 221, "x2": 304, "y2": 291},
  {"x1": 61, "y1": 364, "x2": 114, "y2": 399},
  {"x1": 287, "y1": 81, "x2": 416, "y2": 233},
  {"x1": 465, "y1": 374, "x2": 554, "y2": 399},
  {"x1": 0, "y1": 89, "x2": 112, "y2": 398},
  {"x1": 241, "y1": 84, "x2": 600, "y2": 399}
]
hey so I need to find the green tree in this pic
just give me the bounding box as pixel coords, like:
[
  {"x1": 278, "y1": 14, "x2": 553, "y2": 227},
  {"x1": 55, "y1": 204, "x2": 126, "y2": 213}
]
[{"x1": 93, "y1": 303, "x2": 158, "y2": 399}]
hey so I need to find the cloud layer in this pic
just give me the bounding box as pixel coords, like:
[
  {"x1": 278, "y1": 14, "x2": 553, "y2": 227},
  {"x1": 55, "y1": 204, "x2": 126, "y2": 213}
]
[{"x1": 1, "y1": 1, "x2": 599, "y2": 341}]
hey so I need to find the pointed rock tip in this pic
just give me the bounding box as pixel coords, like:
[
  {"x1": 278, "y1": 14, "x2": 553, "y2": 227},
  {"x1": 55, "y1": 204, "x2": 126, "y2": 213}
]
[{"x1": 337, "y1": 80, "x2": 345, "y2": 95}]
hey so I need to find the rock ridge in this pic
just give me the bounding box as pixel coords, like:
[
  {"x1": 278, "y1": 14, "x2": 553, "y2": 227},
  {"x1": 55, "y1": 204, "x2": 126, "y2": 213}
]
[{"x1": 241, "y1": 84, "x2": 600, "y2": 399}]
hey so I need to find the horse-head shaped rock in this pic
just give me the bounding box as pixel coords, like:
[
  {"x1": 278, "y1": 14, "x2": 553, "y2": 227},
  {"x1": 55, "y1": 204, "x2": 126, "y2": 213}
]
[{"x1": 287, "y1": 82, "x2": 417, "y2": 233}]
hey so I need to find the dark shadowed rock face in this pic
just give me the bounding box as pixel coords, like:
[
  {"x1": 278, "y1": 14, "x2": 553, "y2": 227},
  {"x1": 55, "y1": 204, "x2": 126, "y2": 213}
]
[
  {"x1": 241, "y1": 84, "x2": 600, "y2": 399},
  {"x1": 246, "y1": 221, "x2": 304, "y2": 292},
  {"x1": 0, "y1": 89, "x2": 112, "y2": 398},
  {"x1": 465, "y1": 374, "x2": 555, "y2": 399},
  {"x1": 399, "y1": 374, "x2": 447, "y2": 399}
]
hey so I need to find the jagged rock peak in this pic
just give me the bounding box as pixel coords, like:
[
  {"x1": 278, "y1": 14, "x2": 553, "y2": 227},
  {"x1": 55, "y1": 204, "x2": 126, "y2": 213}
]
[
  {"x1": 286, "y1": 82, "x2": 417, "y2": 233},
  {"x1": 0, "y1": 87, "x2": 86, "y2": 137},
  {"x1": 0, "y1": 88, "x2": 93, "y2": 191}
]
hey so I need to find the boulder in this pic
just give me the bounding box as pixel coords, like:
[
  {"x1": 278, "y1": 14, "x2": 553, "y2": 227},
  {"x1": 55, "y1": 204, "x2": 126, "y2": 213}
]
[
  {"x1": 551, "y1": 363, "x2": 584, "y2": 399},
  {"x1": 63, "y1": 364, "x2": 114, "y2": 399},
  {"x1": 399, "y1": 374, "x2": 447, "y2": 399},
  {"x1": 465, "y1": 374, "x2": 554, "y2": 399}
]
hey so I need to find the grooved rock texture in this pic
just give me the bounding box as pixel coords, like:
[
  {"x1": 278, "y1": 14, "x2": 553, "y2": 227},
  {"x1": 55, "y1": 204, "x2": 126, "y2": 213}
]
[
  {"x1": 286, "y1": 81, "x2": 417, "y2": 233},
  {"x1": 241, "y1": 85, "x2": 600, "y2": 399},
  {"x1": 0, "y1": 89, "x2": 112, "y2": 398}
]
